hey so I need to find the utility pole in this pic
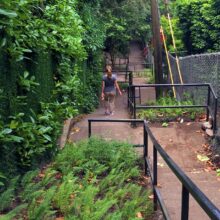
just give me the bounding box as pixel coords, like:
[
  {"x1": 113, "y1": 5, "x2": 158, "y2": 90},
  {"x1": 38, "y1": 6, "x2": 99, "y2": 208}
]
[{"x1": 151, "y1": 0, "x2": 163, "y2": 98}]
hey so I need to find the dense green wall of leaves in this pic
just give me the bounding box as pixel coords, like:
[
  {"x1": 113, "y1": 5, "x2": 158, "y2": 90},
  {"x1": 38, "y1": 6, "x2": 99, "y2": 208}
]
[
  {"x1": 161, "y1": 0, "x2": 220, "y2": 54},
  {"x1": 0, "y1": 0, "x2": 151, "y2": 180}
]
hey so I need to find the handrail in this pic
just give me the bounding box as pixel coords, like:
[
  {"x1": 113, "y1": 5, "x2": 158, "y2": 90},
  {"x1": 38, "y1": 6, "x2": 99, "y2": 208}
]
[
  {"x1": 88, "y1": 119, "x2": 220, "y2": 220},
  {"x1": 144, "y1": 120, "x2": 220, "y2": 220},
  {"x1": 128, "y1": 83, "x2": 218, "y2": 133},
  {"x1": 208, "y1": 83, "x2": 218, "y2": 99},
  {"x1": 129, "y1": 83, "x2": 211, "y2": 87}
]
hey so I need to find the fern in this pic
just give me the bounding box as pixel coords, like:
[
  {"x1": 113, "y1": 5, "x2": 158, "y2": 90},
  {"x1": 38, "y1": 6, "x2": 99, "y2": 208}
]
[
  {"x1": 1, "y1": 138, "x2": 153, "y2": 219},
  {"x1": 0, "y1": 176, "x2": 20, "y2": 211},
  {"x1": 20, "y1": 169, "x2": 40, "y2": 187},
  {"x1": 27, "y1": 186, "x2": 57, "y2": 220},
  {"x1": 0, "y1": 188, "x2": 15, "y2": 212},
  {"x1": 0, "y1": 204, "x2": 27, "y2": 220},
  {"x1": 53, "y1": 173, "x2": 78, "y2": 215}
]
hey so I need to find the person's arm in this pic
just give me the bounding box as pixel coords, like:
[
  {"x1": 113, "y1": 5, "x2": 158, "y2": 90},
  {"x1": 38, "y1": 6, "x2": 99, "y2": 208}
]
[
  {"x1": 115, "y1": 80, "x2": 122, "y2": 95},
  {"x1": 101, "y1": 81, "x2": 105, "y2": 100}
]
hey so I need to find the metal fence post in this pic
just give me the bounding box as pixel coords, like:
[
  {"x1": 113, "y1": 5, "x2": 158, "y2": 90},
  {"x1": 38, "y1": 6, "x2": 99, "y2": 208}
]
[
  {"x1": 133, "y1": 86, "x2": 136, "y2": 120},
  {"x1": 206, "y1": 86, "x2": 210, "y2": 121},
  {"x1": 153, "y1": 145, "x2": 158, "y2": 211},
  {"x1": 132, "y1": 86, "x2": 136, "y2": 127},
  {"x1": 139, "y1": 87, "x2": 141, "y2": 104},
  {"x1": 129, "y1": 71, "x2": 132, "y2": 86},
  {"x1": 181, "y1": 185, "x2": 189, "y2": 220},
  {"x1": 88, "y1": 120, "x2": 91, "y2": 138},
  {"x1": 127, "y1": 86, "x2": 130, "y2": 109},
  {"x1": 144, "y1": 122, "x2": 148, "y2": 176},
  {"x1": 213, "y1": 97, "x2": 218, "y2": 133}
]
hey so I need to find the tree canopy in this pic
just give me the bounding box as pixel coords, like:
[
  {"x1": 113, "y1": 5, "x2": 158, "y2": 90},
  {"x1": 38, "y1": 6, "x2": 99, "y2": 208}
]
[{"x1": 160, "y1": 0, "x2": 220, "y2": 54}]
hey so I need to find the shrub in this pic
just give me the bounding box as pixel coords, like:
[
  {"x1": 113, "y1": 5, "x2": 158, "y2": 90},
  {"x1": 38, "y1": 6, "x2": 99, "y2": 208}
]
[{"x1": 0, "y1": 138, "x2": 153, "y2": 219}]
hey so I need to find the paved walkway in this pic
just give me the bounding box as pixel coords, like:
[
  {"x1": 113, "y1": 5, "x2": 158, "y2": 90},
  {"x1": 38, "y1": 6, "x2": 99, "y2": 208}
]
[{"x1": 68, "y1": 42, "x2": 220, "y2": 220}]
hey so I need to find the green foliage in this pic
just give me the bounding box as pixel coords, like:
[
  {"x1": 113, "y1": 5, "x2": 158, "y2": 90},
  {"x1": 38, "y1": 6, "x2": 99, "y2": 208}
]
[
  {"x1": 0, "y1": 0, "x2": 151, "y2": 181},
  {"x1": 134, "y1": 69, "x2": 155, "y2": 84},
  {"x1": 103, "y1": 0, "x2": 151, "y2": 63},
  {"x1": 28, "y1": 187, "x2": 57, "y2": 220},
  {"x1": 0, "y1": 0, "x2": 86, "y2": 60},
  {"x1": 0, "y1": 204, "x2": 27, "y2": 220},
  {"x1": 170, "y1": 0, "x2": 220, "y2": 53},
  {"x1": 1, "y1": 138, "x2": 153, "y2": 219},
  {"x1": 18, "y1": 71, "x2": 39, "y2": 93},
  {"x1": 0, "y1": 176, "x2": 19, "y2": 212},
  {"x1": 217, "y1": 169, "x2": 220, "y2": 177},
  {"x1": 138, "y1": 94, "x2": 203, "y2": 121},
  {"x1": 160, "y1": 15, "x2": 185, "y2": 52},
  {"x1": 0, "y1": 0, "x2": 104, "y2": 176}
]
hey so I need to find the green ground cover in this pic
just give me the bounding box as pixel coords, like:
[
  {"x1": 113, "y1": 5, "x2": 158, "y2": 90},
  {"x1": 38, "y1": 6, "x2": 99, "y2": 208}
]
[
  {"x1": 0, "y1": 138, "x2": 153, "y2": 220},
  {"x1": 138, "y1": 95, "x2": 203, "y2": 122}
]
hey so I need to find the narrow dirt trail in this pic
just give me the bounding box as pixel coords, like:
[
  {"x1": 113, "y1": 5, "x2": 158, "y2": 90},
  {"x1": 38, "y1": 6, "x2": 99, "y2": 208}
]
[{"x1": 68, "y1": 42, "x2": 220, "y2": 220}]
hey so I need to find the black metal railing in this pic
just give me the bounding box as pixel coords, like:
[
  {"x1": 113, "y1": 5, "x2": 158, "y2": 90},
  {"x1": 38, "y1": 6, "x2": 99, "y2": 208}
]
[
  {"x1": 88, "y1": 119, "x2": 220, "y2": 220},
  {"x1": 128, "y1": 83, "x2": 218, "y2": 133}
]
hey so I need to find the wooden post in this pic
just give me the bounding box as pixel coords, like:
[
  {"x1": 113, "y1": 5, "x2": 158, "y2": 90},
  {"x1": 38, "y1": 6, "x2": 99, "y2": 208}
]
[{"x1": 151, "y1": 0, "x2": 163, "y2": 98}]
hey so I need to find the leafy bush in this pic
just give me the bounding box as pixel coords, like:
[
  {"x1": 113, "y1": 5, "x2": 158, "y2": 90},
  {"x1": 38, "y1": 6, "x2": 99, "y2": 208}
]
[
  {"x1": 0, "y1": 138, "x2": 153, "y2": 219},
  {"x1": 0, "y1": 0, "x2": 104, "y2": 175},
  {"x1": 0, "y1": 0, "x2": 151, "y2": 179}
]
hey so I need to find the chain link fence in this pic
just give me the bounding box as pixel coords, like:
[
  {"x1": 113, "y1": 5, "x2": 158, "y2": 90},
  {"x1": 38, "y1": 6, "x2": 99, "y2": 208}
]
[{"x1": 168, "y1": 52, "x2": 220, "y2": 128}]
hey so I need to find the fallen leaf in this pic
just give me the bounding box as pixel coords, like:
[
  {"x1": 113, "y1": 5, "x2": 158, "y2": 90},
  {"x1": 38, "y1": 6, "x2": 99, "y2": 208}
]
[
  {"x1": 36, "y1": 198, "x2": 44, "y2": 204},
  {"x1": 71, "y1": 127, "x2": 80, "y2": 133},
  {"x1": 157, "y1": 183, "x2": 162, "y2": 188},
  {"x1": 70, "y1": 194, "x2": 75, "y2": 199},
  {"x1": 157, "y1": 162, "x2": 164, "y2": 167},
  {"x1": 199, "y1": 117, "x2": 207, "y2": 122},
  {"x1": 207, "y1": 161, "x2": 214, "y2": 166},
  {"x1": 148, "y1": 194, "x2": 154, "y2": 199},
  {"x1": 186, "y1": 122, "x2": 191, "y2": 126},
  {"x1": 142, "y1": 176, "x2": 149, "y2": 181},
  {"x1": 180, "y1": 118, "x2": 184, "y2": 123},
  {"x1": 162, "y1": 122, "x2": 169, "y2": 127},
  {"x1": 196, "y1": 130, "x2": 202, "y2": 133},
  {"x1": 38, "y1": 173, "x2": 45, "y2": 178},
  {"x1": 169, "y1": 139, "x2": 173, "y2": 142},
  {"x1": 204, "y1": 168, "x2": 211, "y2": 172},
  {"x1": 136, "y1": 212, "x2": 143, "y2": 218},
  {"x1": 197, "y1": 154, "x2": 209, "y2": 162},
  {"x1": 191, "y1": 170, "x2": 202, "y2": 174},
  {"x1": 202, "y1": 144, "x2": 209, "y2": 149},
  {"x1": 55, "y1": 172, "x2": 62, "y2": 179}
]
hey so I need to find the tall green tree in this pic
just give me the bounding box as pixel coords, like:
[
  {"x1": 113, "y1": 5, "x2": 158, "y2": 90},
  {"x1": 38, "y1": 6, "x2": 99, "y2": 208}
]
[
  {"x1": 103, "y1": 0, "x2": 151, "y2": 63},
  {"x1": 173, "y1": 0, "x2": 220, "y2": 54}
]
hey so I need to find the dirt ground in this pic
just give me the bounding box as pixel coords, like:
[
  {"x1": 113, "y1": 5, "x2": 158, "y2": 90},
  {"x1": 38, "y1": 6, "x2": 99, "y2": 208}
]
[{"x1": 68, "y1": 42, "x2": 220, "y2": 220}]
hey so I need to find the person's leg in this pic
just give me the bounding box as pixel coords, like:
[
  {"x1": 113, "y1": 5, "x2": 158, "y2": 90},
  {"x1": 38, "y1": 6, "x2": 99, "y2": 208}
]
[
  {"x1": 104, "y1": 92, "x2": 110, "y2": 114},
  {"x1": 109, "y1": 93, "x2": 115, "y2": 114}
]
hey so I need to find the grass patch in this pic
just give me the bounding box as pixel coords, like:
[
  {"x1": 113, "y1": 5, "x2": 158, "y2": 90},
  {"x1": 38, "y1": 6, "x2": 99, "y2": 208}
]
[
  {"x1": 138, "y1": 95, "x2": 203, "y2": 122},
  {"x1": 0, "y1": 138, "x2": 153, "y2": 219}
]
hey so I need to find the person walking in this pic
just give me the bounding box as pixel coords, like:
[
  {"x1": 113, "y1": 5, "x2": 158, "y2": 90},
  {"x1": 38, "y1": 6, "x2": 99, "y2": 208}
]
[{"x1": 101, "y1": 65, "x2": 122, "y2": 115}]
